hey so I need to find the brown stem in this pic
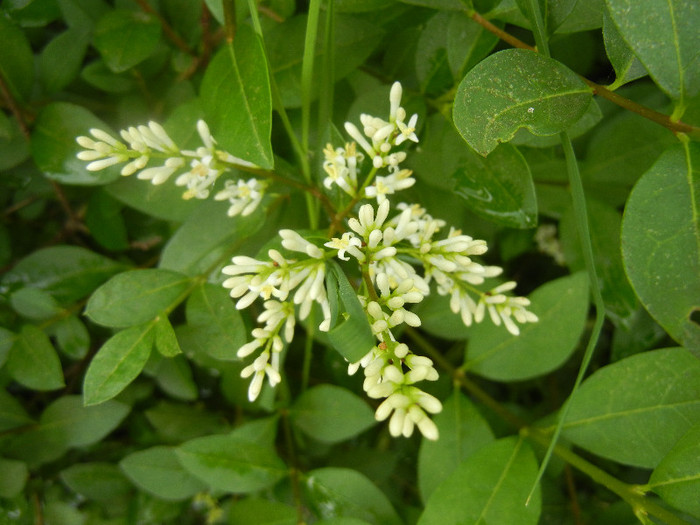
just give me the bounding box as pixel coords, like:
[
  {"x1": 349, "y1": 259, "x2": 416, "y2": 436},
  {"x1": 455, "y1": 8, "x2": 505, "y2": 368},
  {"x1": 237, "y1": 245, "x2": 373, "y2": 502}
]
[
  {"x1": 135, "y1": 0, "x2": 194, "y2": 55},
  {"x1": 468, "y1": 10, "x2": 700, "y2": 139},
  {"x1": 0, "y1": 73, "x2": 30, "y2": 139},
  {"x1": 258, "y1": 4, "x2": 285, "y2": 23}
]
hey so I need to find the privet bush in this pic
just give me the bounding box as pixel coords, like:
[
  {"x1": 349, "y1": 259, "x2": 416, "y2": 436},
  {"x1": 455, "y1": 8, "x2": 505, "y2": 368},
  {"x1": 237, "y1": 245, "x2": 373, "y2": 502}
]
[{"x1": 0, "y1": 0, "x2": 699, "y2": 524}]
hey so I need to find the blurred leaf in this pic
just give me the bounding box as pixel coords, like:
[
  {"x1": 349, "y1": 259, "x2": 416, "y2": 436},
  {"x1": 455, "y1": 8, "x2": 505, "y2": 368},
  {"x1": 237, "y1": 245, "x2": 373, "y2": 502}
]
[
  {"x1": 85, "y1": 269, "x2": 191, "y2": 328},
  {"x1": 325, "y1": 261, "x2": 375, "y2": 363},
  {"x1": 0, "y1": 458, "x2": 28, "y2": 499},
  {"x1": 93, "y1": 9, "x2": 162, "y2": 73},
  {"x1": 7, "y1": 325, "x2": 64, "y2": 391},
  {"x1": 304, "y1": 468, "x2": 402, "y2": 525},
  {"x1": 398, "y1": 0, "x2": 464, "y2": 9},
  {"x1": 81, "y1": 59, "x2": 137, "y2": 93},
  {"x1": 176, "y1": 434, "x2": 287, "y2": 493},
  {"x1": 447, "y1": 12, "x2": 500, "y2": 79},
  {"x1": 83, "y1": 323, "x2": 155, "y2": 406},
  {"x1": 621, "y1": 143, "x2": 700, "y2": 356},
  {"x1": 0, "y1": 117, "x2": 30, "y2": 171},
  {"x1": 602, "y1": 10, "x2": 647, "y2": 89},
  {"x1": 120, "y1": 446, "x2": 207, "y2": 501},
  {"x1": 290, "y1": 385, "x2": 376, "y2": 443},
  {"x1": 9, "y1": 287, "x2": 62, "y2": 321},
  {"x1": 57, "y1": 0, "x2": 110, "y2": 29},
  {"x1": 418, "y1": 392, "x2": 494, "y2": 502},
  {"x1": 228, "y1": 498, "x2": 297, "y2": 525},
  {"x1": 31, "y1": 102, "x2": 122, "y2": 185},
  {"x1": 49, "y1": 314, "x2": 90, "y2": 360},
  {"x1": 0, "y1": 16, "x2": 34, "y2": 102},
  {"x1": 419, "y1": 437, "x2": 541, "y2": 525},
  {"x1": 145, "y1": 401, "x2": 229, "y2": 443},
  {"x1": 60, "y1": 463, "x2": 132, "y2": 501},
  {"x1": 465, "y1": 272, "x2": 589, "y2": 381},
  {"x1": 200, "y1": 24, "x2": 273, "y2": 169},
  {"x1": 0, "y1": 389, "x2": 34, "y2": 433},
  {"x1": 411, "y1": 289, "x2": 471, "y2": 340},
  {"x1": 182, "y1": 282, "x2": 246, "y2": 361},
  {"x1": 606, "y1": 0, "x2": 700, "y2": 103},
  {"x1": 415, "y1": 12, "x2": 456, "y2": 95},
  {"x1": 148, "y1": 354, "x2": 197, "y2": 401},
  {"x1": 453, "y1": 49, "x2": 592, "y2": 156},
  {"x1": 39, "y1": 27, "x2": 90, "y2": 93},
  {"x1": 85, "y1": 190, "x2": 130, "y2": 251},
  {"x1": 648, "y1": 422, "x2": 700, "y2": 518},
  {"x1": 562, "y1": 347, "x2": 700, "y2": 468}
]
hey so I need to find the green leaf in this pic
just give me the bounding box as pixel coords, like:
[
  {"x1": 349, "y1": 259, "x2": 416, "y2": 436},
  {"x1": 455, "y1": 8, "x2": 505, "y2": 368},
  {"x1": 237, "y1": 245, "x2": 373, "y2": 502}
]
[
  {"x1": 418, "y1": 392, "x2": 494, "y2": 502},
  {"x1": 605, "y1": 0, "x2": 700, "y2": 104},
  {"x1": 154, "y1": 316, "x2": 182, "y2": 357},
  {"x1": 602, "y1": 10, "x2": 646, "y2": 89},
  {"x1": 621, "y1": 143, "x2": 700, "y2": 355},
  {"x1": 182, "y1": 282, "x2": 246, "y2": 361},
  {"x1": 0, "y1": 388, "x2": 34, "y2": 433},
  {"x1": 0, "y1": 16, "x2": 34, "y2": 102},
  {"x1": 561, "y1": 347, "x2": 700, "y2": 468},
  {"x1": 290, "y1": 385, "x2": 376, "y2": 443},
  {"x1": 81, "y1": 59, "x2": 137, "y2": 93},
  {"x1": 200, "y1": 24, "x2": 273, "y2": 169},
  {"x1": 176, "y1": 434, "x2": 287, "y2": 493},
  {"x1": 415, "y1": 12, "x2": 456, "y2": 95},
  {"x1": 325, "y1": 261, "x2": 375, "y2": 363},
  {"x1": 411, "y1": 290, "x2": 471, "y2": 341},
  {"x1": 57, "y1": 0, "x2": 111, "y2": 29},
  {"x1": 93, "y1": 9, "x2": 162, "y2": 73},
  {"x1": 228, "y1": 498, "x2": 297, "y2": 525},
  {"x1": 515, "y1": 0, "x2": 578, "y2": 35},
  {"x1": 30, "y1": 102, "x2": 122, "y2": 185},
  {"x1": 0, "y1": 328, "x2": 13, "y2": 369},
  {"x1": 418, "y1": 437, "x2": 541, "y2": 525},
  {"x1": 447, "y1": 12, "x2": 500, "y2": 79},
  {"x1": 0, "y1": 117, "x2": 30, "y2": 171},
  {"x1": 160, "y1": 198, "x2": 265, "y2": 276},
  {"x1": 148, "y1": 354, "x2": 197, "y2": 401},
  {"x1": 10, "y1": 287, "x2": 62, "y2": 321},
  {"x1": 85, "y1": 269, "x2": 191, "y2": 328},
  {"x1": 83, "y1": 323, "x2": 155, "y2": 406},
  {"x1": 85, "y1": 190, "x2": 130, "y2": 251},
  {"x1": 39, "y1": 27, "x2": 90, "y2": 93},
  {"x1": 120, "y1": 446, "x2": 207, "y2": 501},
  {"x1": 7, "y1": 325, "x2": 65, "y2": 391},
  {"x1": 145, "y1": 401, "x2": 229, "y2": 443},
  {"x1": 60, "y1": 463, "x2": 132, "y2": 501},
  {"x1": 0, "y1": 458, "x2": 28, "y2": 499},
  {"x1": 464, "y1": 273, "x2": 589, "y2": 381},
  {"x1": 49, "y1": 314, "x2": 90, "y2": 360},
  {"x1": 648, "y1": 422, "x2": 700, "y2": 518},
  {"x1": 560, "y1": 200, "x2": 637, "y2": 327},
  {"x1": 511, "y1": 99, "x2": 602, "y2": 147},
  {"x1": 554, "y1": 0, "x2": 604, "y2": 33},
  {"x1": 304, "y1": 468, "x2": 402, "y2": 525},
  {"x1": 453, "y1": 49, "x2": 592, "y2": 156}
]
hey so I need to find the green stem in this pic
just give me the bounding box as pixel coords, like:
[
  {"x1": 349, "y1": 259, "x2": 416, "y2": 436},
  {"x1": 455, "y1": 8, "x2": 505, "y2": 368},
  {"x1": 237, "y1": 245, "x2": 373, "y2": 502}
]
[
  {"x1": 301, "y1": 0, "x2": 322, "y2": 154},
  {"x1": 526, "y1": 0, "x2": 549, "y2": 57}
]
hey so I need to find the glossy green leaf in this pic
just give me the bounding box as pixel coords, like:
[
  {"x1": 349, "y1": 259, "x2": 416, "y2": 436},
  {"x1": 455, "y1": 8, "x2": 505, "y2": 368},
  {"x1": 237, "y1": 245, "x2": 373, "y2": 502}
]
[
  {"x1": 85, "y1": 269, "x2": 191, "y2": 328},
  {"x1": 0, "y1": 458, "x2": 28, "y2": 499},
  {"x1": 290, "y1": 385, "x2": 376, "y2": 443},
  {"x1": 181, "y1": 283, "x2": 245, "y2": 361},
  {"x1": 83, "y1": 323, "x2": 155, "y2": 406},
  {"x1": 418, "y1": 437, "x2": 541, "y2": 525},
  {"x1": 7, "y1": 325, "x2": 65, "y2": 391},
  {"x1": 228, "y1": 498, "x2": 297, "y2": 525},
  {"x1": 60, "y1": 463, "x2": 132, "y2": 501},
  {"x1": 31, "y1": 102, "x2": 122, "y2": 185},
  {"x1": 0, "y1": 16, "x2": 34, "y2": 102},
  {"x1": 120, "y1": 446, "x2": 207, "y2": 501},
  {"x1": 605, "y1": 0, "x2": 700, "y2": 103},
  {"x1": 560, "y1": 200, "x2": 637, "y2": 327},
  {"x1": 39, "y1": 27, "x2": 90, "y2": 93},
  {"x1": 418, "y1": 392, "x2": 494, "y2": 502},
  {"x1": 648, "y1": 422, "x2": 700, "y2": 518},
  {"x1": 453, "y1": 49, "x2": 592, "y2": 156},
  {"x1": 325, "y1": 261, "x2": 375, "y2": 363},
  {"x1": 464, "y1": 273, "x2": 589, "y2": 381},
  {"x1": 602, "y1": 10, "x2": 646, "y2": 89},
  {"x1": 562, "y1": 347, "x2": 700, "y2": 468},
  {"x1": 200, "y1": 24, "x2": 273, "y2": 169},
  {"x1": 93, "y1": 9, "x2": 162, "y2": 73},
  {"x1": 176, "y1": 434, "x2": 287, "y2": 493},
  {"x1": 622, "y1": 143, "x2": 700, "y2": 355},
  {"x1": 304, "y1": 468, "x2": 402, "y2": 525}
]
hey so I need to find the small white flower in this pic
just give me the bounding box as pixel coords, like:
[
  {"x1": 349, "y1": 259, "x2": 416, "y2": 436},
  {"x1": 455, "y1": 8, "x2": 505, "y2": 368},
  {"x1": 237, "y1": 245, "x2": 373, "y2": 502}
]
[
  {"x1": 214, "y1": 178, "x2": 267, "y2": 217},
  {"x1": 324, "y1": 232, "x2": 363, "y2": 261}
]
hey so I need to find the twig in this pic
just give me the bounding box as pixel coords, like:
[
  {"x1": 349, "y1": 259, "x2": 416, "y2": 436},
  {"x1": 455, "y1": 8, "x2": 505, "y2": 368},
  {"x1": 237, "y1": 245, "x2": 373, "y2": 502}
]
[
  {"x1": 0, "y1": 74, "x2": 31, "y2": 139},
  {"x1": 135, "y1": 0, "x2": 194, "y2": 55}
]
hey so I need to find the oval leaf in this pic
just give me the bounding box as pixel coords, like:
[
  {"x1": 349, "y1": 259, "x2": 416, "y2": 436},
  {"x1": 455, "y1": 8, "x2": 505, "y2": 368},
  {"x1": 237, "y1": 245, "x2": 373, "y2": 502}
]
[
  {"x1": 7, "y1": 325, "x2": 65, "y2": 391},
  {"x1": 0, "y1": 16, "x2": 34, "y2": 102},
  {"x1": 418, "y1": 437, "x2": 541, "y2": 525},
  {"x1": 200, "y1": 24, "x2": 273, "y2": 169},
  {"x1": 622, "y1": 143, "x2": 700, "y2": 356},
  {"x1": 562, "y1": 347, "x2": 700, "y2": 468},
  {"x1": 93, "y1": 9, "x2": 162, "y2": 73},
  {"x1": 453, "y1": 48, "x2": 592, "y2": 156},
  {"x1": 85, "y1": 269, "x2": 191, "y2": 328},
  {"x1": 60, "y1": 462, "x2": 132, "y2": 501},
  {"x1": 290, "y1": 385, "x2": 376, "y2": 443},
  {"x1": 464, "y1": 272, "x2": 589, "y2": 381}
]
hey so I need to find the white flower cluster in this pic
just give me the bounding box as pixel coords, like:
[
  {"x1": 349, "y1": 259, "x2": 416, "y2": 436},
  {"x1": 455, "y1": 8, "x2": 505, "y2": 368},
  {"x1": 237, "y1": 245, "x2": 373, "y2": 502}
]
[
  {"x1": 76, "y1": 120, "x2": 267, "y2": 217},
  {"x1": 323, "y1": 82, "x2": 418, "y2": 202}
]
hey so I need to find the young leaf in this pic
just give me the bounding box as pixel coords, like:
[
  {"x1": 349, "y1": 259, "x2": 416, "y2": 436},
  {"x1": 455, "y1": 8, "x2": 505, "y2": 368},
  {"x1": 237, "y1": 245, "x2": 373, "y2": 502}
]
[
  {"x1": 120, "y1": 446, "x2": 207, "y2": 501},
  {"x1": 175, "y1": 434, "x2": 287, "y2": 493},
  {"x1": 602, "y1": 10, "x2": 647, "y2": 89},
  {"x1": 621, "y1": 143, "x2": 700, "y2": 356},
  {"x1": 289, "y1": 384, "x2": 376, "y2": 443},
  {"x1": 464, "y1": 272, "x2": 589, "y2": 381},
  {"x1": 418, "y1": 437, "x2": 541, "y2": 525},
  {"x1": 647, "y1": 422, "x2": 700, "y2": 518},
  {"x1": 93, "y1": 9, "x2": 162, "y2": 73},
  {"x1": 453, "y1": 49, "x2": 592, "y2": 156},
  {"x1": 605, "y1": 0, "x2": 700, "y2": 104},
  {"x1": 561, "y1": 347, "x2": 700, "y2": 468},
  {"x1": 418, "y1": 392, "x2": 495, "y2": 502},
  {"x1": 200, "y1": 24, "x2": 273, "y2": 169},
  {"x1": 83, "y1": 323, "x2": 156, "y2": 406},
  {"x1": 85, "y1": 269, "x2": 191, "y2": 328},
  {"x1": 304, "y1": 468, "x2": 402, "y2": 525},
  {"x1": 7, "y1": 325, "x2": 65, "y2": 391}
]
